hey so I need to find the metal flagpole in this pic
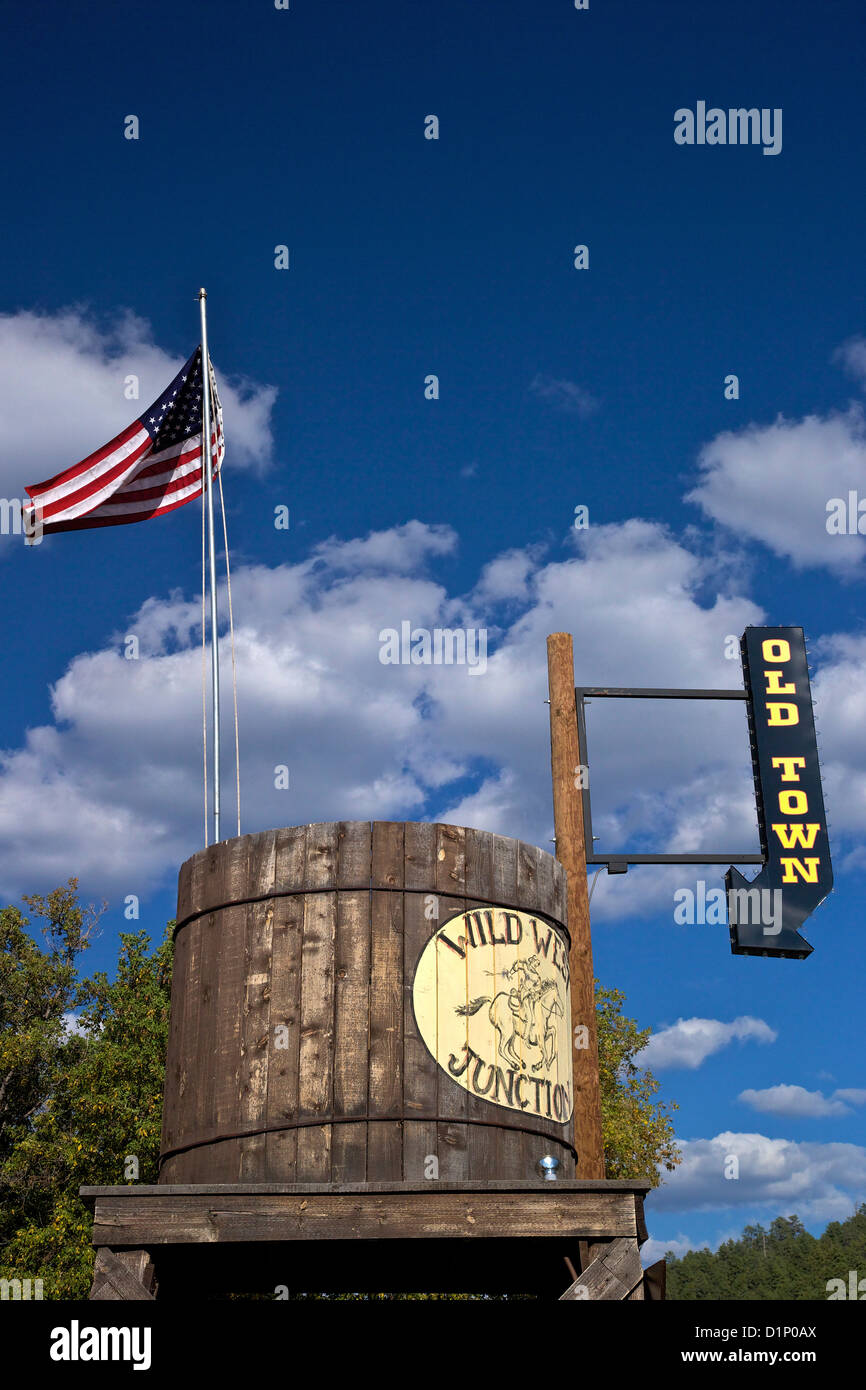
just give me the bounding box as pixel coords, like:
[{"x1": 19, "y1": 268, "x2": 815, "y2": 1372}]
[{"x1": 198, "y1": 287, "x2": 221, "y2": 843}]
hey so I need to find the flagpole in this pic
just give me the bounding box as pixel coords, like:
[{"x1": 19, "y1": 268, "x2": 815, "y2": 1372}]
[{"x1": 198, "y1": 287, "x2": 221, "y2": 843}]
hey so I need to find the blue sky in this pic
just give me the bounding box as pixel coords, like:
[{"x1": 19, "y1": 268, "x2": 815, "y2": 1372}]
[{"x1": 1, "y1": 0, "x2": 865, "y2": 1263}]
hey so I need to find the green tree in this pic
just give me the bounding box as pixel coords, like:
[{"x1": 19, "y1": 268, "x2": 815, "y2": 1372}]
[
  {"x1": 596, "y1": 982, "x2": 680, "y2": 1183},
  {"x1": 667, "y1": 1207, "x2": 866, "y2": 1300},
  {"x1": 0, "y1": 882, "x2": 100, "y2": 1153},
  {"x1": 0, "y1": 884, "x2": 172, "y2": 1299}
]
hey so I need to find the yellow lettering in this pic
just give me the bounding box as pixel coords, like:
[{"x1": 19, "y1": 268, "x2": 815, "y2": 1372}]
[
  {"x1": 771, "y1": 823, "x2": 820, "y2": 850},
  {"x1": 767, "y1": 702, "x2": 799, "y2": 726},
  {"x1": 780, "y1": 857, "x2": 820, "y2": 884},
  {"x1": 763, "y1": 669, "x2": 795, "y2": 695},
  {"x1": 762, "y1": 639, "x2": 791, "y2": 662},
  {"x1": 778, "y1": 790, "x2": 808, "y2": 816},
  {"x1": 771, "y1": 756, "x2": 806, "y2": 782}
]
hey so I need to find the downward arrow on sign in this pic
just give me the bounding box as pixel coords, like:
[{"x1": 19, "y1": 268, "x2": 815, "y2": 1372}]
[{"x1": 726, "y1": 864, "x2": 817, "y2": 960}]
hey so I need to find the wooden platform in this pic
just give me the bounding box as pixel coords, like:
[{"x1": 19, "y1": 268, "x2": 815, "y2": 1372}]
[{"x1": 81, "y1": 1179, "x2": 661, "y2": 1301}]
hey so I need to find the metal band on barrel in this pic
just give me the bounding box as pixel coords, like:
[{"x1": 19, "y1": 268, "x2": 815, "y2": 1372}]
[{"x1": 159, "y1": 1114, "x2": 578, "y2": 1170}]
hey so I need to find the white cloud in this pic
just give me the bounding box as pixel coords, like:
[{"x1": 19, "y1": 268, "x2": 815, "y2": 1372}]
[
  {"x1": 637, "y1": 1017, "x2": 777, "y2": 1071},
  {"x1": 424, "y1": 520, "x2": 764, "y2": 922},
  {"x1": 61, "y1": 1011, "x2": 88, "y2": 1038},
  {"x1": 810, "y1": 632, "x2": 866, "y2": 838},
  {"x1": 649, "y1": 1132, "x2": 866, "y2": 1223},
  {"x1": 738, "y1": 1084, "x2": 853, "y2": 1119},
  {"x1": 312, "y1": 520, "x2": 457, "y2": 575},
  {"x1": 0, "y1": 496, "x2": 861, "y2": 914},
  {"x1": 687, "y1": 407, "x2": 866, "y2": 573},
  {"x1": 0, "y1": 307, "x2": 276, "y2": 507},
  {"x1": 834, "y1": 335, "x2": 866, "y2": 389},
  {"x1": 641, "y1": 1233, "x2": 702, "y2": 1265},
  {"x1": 0, "y1": 524, "x2": 459, "y2": 897},
  {"x1": 440, "y1": 769, "x2": 520, "y2": 835},
  {"x1": 0, "y1": 516, "x2": 773, "y2": 904},
  {"x1": 833, "y1": 1088, "x2": 866, "y2": 1105},
  {"x1": 529, "y1": 374, "x2": 598, "y2": 416},
  {"x1": 474, "y1": 547, "x2": 541, "y2": 603}
]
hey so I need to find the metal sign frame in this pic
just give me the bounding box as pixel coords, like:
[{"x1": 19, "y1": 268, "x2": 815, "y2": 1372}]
[{"x1": 574, "y1": 685, "x2": 764, "y2": 874}]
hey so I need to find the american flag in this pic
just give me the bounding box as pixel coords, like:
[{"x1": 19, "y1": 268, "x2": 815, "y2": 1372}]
[{"x1": 24, "y1": 347, "x2": 224, "y2": 534}]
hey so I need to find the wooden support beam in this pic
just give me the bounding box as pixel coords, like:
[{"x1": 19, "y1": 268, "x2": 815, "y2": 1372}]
[
  {"x1": 643, "y1": 1258, "x2": 667, "y2": 1300},
  {"x1": 89, "y1": 1187, "x2": 640, "y2": 1247},
  {"x1": 547, "y1": 633, "x2": 605, "y2": 1178},
  {"x1": 89, "y1": 1248, "x2": 157, "y2": 1301},
  {"x1": 79, "y1": 1183, "x2": 654, "y2": 1301},
  {"x1": 559, "y1": 1238, "x2": 643, "y2": 1301}
]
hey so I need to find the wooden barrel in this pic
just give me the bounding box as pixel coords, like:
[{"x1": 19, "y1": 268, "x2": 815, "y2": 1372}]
[{"x1": 160, "y1": 821, "x2": 575, "y2": 1183}]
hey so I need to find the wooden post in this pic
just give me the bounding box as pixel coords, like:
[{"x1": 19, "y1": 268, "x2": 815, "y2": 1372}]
[{"x1": 547, "y1": 633, "x2": 605, "y2": 1178}]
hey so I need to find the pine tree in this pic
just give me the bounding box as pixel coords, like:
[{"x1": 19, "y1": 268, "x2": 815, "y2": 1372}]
[{"x1": 667, "y1": 1205, "x2": 866, "y2": 1300}]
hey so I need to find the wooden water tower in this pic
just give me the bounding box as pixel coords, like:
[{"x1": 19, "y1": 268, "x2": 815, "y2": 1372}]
[
  {"x1": 83, "y1": 818, "x2": 656, "y2": 1300},
  {"x1": 81, "y1": 626, "x2": 661, "y2": 1298},
  {"x1": 162, "y1": 821, "x2": 575, "y2": 1185}
]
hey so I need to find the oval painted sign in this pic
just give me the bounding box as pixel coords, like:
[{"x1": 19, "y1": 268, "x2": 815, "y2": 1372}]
[{"x1": 412, "y1": 906, "x2": 573, "y2": 1124}]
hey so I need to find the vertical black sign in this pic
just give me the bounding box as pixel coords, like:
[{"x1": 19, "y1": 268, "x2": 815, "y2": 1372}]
[{"x1": 727, "y1": 626, "x2": 833, "y2": 959}]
